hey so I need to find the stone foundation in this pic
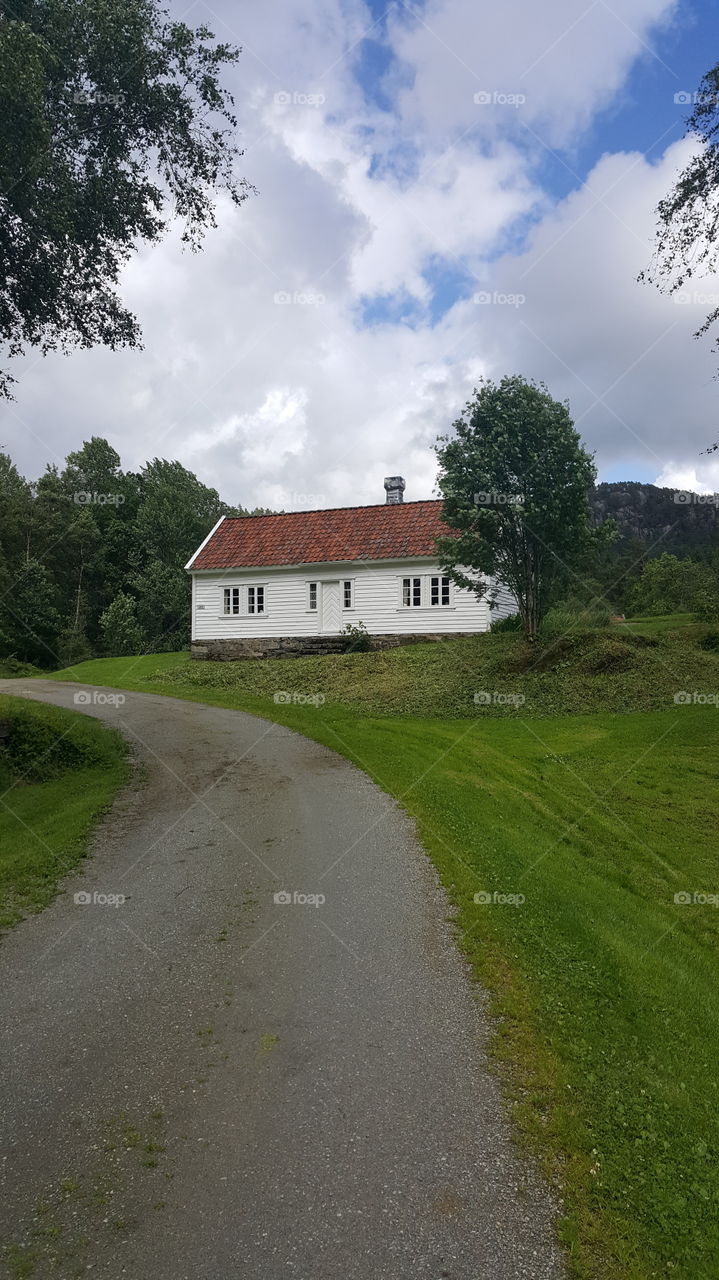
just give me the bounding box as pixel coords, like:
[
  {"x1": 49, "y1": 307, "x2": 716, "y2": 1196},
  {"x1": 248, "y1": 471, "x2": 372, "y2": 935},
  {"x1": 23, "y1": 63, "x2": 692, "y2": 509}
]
[{"x1": 191, "y1": 632, "x2": 484, "y2": 661}]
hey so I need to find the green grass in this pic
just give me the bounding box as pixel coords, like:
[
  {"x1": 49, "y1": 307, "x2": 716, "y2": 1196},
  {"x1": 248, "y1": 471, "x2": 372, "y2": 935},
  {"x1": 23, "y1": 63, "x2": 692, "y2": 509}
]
[
  {"x1": 0, "y1": 696, "x2": 129, "y2": 930},
  {"x1": 43, "y1": 639, "x2": 719, "y2": 1278},
  {"x1": 614, "y1": 613, "x2": 696, "y2": 635},
  {"x1": 44, "y1": 626, "x2": 719, "y2": 720}
]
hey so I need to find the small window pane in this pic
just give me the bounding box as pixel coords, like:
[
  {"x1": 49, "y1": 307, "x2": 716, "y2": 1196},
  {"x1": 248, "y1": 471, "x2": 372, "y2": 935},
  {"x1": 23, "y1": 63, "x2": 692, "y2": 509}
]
[
  {"x1": 247, "y1": 586, "x2": 265, "y2": 615},
  {"x1": 309, "y1": 583, "x2": 317, "y2": 610}
]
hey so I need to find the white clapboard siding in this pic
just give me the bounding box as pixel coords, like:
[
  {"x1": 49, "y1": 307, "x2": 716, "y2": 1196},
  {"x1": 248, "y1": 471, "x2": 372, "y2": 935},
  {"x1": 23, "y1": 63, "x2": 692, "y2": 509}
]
[{"x1": 191, "y1": 559, "x2": 517, "y2": 641}]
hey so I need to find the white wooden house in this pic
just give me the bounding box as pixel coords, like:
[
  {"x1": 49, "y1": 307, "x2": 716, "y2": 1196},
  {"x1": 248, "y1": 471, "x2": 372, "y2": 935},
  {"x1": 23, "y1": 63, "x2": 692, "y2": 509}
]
[{"x1": 186, "y1": 477, "x2": 515, "y2": 659}]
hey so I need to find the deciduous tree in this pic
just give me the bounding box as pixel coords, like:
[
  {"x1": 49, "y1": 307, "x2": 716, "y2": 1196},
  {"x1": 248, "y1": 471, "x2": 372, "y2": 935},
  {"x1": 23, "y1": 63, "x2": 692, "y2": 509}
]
[{"x1": 436, "y1": 376, "x2": 603, "y2": 643}]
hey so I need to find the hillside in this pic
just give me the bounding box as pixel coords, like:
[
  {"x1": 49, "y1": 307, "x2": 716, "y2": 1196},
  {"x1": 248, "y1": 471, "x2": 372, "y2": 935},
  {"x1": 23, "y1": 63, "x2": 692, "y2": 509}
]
[
  {"x1": 48, "y1": 620, "x2": 719, "y2": 720},
  {"x1": 592, "y1": 480, "x2": 718, "y2": 554}
]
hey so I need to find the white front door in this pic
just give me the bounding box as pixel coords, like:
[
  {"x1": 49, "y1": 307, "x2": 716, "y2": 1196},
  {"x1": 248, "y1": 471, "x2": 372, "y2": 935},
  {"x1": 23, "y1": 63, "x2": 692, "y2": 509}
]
[{"x1": 321, "y1": 581, "x2": 340, "y2": 634}]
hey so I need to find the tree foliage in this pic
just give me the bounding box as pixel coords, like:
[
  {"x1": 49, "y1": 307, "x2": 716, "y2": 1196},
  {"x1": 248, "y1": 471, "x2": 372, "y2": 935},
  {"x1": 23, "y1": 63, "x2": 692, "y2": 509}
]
[
  {"x1": 0, "y1": 0, "x2": 253, "y2": 397},
  {"x1": 99, "y1": 591, "x2": 144, "y2": 657},
  {"x1": 435, "y1": 376, "x2": 604, "y2": 643},
  {"x1": 640, "y1": 61, "x2": 719, "y2": 421},
  {"x1": 629, "y1": 552, "x2": 719, "y2": 619},
  {"x1": 0, "y1": 437, "x2": 247, "y2": 665}
]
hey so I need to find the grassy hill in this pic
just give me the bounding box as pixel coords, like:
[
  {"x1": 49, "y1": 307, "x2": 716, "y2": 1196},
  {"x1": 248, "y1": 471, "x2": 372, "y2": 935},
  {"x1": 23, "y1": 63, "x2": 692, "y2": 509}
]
[
  {"x1": 0, "y1": 696, "x2": 128, "y2": 930},
  {"x1": 31, "y1": 623, "x2": 719, "y2": 1278},
  {"x1": 45, "y1": 616, "x2": 719, "y2": 720}
]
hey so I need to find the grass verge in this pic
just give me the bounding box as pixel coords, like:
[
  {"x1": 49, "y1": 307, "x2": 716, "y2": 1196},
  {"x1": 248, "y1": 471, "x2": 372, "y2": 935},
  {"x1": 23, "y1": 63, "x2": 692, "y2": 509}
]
[
  {"x1": 0, "y1": 695, "x2": 129, "y2": 930},
  {"x1": 42, "y1": 643, "x2": 719, "y2": 1278}
]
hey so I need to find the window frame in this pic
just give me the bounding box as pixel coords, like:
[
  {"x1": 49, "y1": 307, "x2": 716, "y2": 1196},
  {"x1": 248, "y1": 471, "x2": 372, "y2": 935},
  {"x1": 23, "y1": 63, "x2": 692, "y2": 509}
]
[
  {"x1": 430, "y1": 575, "x2": 452, "y2": 607},
  {"x1": 247, "y1": 585, "x2": 265, "y2": 615},
  {"x1": 399, "y1": 573, "x2": 454, "y2": 610},
  {"x1": 307, "y1": 581, "x2": 318, "y2": 611},
  {"x1": 401, "y1": 575, "x2": 423, "y2": 608},
  {"x1": 220, "y1": 583, "x2": 268, "y2": 618},
  {"x1": 223, "y1": 586, "x2": 241, "y2": 615},
  {"x1": 342, "y1": 578, "x2": 355, "y2": 610}
]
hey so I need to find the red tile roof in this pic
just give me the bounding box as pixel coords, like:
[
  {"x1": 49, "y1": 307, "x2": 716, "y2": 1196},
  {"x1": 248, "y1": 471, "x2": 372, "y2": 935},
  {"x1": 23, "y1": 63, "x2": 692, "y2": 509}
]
[{"x1": 188, "y1": 501, "x2": 455, "y2": 570}]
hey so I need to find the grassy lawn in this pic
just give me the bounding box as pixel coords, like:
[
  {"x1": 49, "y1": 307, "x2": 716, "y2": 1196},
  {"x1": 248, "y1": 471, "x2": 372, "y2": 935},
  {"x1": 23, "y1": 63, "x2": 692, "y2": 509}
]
[
  {"x1": 43, "y1": 625, "x2": 719, "y2": 719},
  {"x1": 0, "y1": 696, "x2": 129, "y2": 930},
  {"x1": 39, "y1": 641, "x2": 719, "y2": 1277},
  {"x1": 614, "y1": 612, "x2": 697, "y2": 636}
]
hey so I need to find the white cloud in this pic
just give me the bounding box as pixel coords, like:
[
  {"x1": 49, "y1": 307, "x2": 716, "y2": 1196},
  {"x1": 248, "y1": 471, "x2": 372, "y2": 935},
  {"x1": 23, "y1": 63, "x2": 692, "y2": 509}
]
[
  {"x1": 388, "y1": 0, "x2": 679, "y2": 146},
  {"x1": 4, "y1": 0, "x2": 718, "y2": 509}
]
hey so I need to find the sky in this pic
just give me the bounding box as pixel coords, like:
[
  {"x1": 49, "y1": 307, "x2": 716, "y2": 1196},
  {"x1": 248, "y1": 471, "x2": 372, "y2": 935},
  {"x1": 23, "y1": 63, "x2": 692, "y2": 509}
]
[{"x1": 5, "y1": 0, "x2": 719, "y2": 509}]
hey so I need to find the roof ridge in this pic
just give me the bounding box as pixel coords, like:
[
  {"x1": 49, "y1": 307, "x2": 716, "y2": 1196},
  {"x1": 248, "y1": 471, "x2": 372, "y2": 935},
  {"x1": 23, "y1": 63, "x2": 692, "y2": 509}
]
[{"x1": 225, "y1": 499, "x2": 441, "y2": 520}]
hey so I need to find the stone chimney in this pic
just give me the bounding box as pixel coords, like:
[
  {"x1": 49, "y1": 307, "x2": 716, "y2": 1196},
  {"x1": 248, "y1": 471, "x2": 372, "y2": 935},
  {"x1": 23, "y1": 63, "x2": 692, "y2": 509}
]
[{"x1": 384, "y1": 476, "x2": 406, "y2": 504}]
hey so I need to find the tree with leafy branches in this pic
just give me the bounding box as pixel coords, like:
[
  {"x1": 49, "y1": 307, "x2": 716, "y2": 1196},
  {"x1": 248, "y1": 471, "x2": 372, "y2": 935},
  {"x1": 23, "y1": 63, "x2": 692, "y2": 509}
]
[
  {"x1": 99, "y1": 591, "x2": 144, "y2": 656},
  {"x1": 436, "y1": 375, "x2": 607, "y2": 644},
  {"x1": 640, "y1": 61, "x2": 719, "y2": 449},
  {"x1": 0, "y1": 0, "x2": 253, "y2": 397}
]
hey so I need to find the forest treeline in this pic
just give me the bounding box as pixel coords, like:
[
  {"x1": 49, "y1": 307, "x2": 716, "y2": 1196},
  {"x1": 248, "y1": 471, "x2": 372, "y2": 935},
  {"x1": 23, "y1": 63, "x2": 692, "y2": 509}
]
[
  {"x1": 1, "y1": 438, "x2": 718, "y2": 668},
  {"x1": 0, "y1": 437, "x2": 266, "y2": 667}
]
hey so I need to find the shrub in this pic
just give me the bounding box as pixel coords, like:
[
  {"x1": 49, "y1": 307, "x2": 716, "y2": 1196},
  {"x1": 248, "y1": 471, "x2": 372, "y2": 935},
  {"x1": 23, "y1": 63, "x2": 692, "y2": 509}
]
[
  {"x1": 0, "y1": 706, "x2": 102, "y2": 780},
  {"x1": 700, "y1": 628, "x2": 719, "y2": 651},
  {"x1": 99, "y1": 592, "x2": 145, "y2": 656},
  {"x1": 341, "y1": 621, "x2": 371, "y2": 653},
  {"x1": 489, "y1": 612, "x2": 522, "y2": 633},
  {"x1": 539, "y1": 599, "x2": 611, "y2": 642},
  {"x1": 538, "y1": 609, "x2": 577, "y2": 643},
  {"x1": 694, "y1": 589, "x2": 719, "y2": 624}
]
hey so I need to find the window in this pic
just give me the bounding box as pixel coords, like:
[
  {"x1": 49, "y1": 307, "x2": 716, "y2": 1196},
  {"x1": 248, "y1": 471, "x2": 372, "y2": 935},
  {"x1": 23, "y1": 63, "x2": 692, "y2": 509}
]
[
  {"x1": 430, "y1": 576, "x2": 451, "y2": 606},
  {"x1": 247, "y1": 586, "x2": 265, "y2": 614},
  {"x1": 223, "y1": 587, "x2": 240, "y2": 615},
  {"x1": 342, "y1": 579, "x2": 354, "y2": 609},
  {"x1": 308, "y1": 582, "x2": 318, "y2": 611},
  {"x1": 402, "y1": 577, "x2": 422, "y2": 607}
]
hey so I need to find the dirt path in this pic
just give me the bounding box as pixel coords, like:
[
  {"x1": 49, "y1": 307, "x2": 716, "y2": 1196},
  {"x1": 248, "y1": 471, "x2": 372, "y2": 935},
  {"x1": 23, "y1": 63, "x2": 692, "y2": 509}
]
[{"x1": 0, "y1": 681, "x2": 564, "y2": 1279}]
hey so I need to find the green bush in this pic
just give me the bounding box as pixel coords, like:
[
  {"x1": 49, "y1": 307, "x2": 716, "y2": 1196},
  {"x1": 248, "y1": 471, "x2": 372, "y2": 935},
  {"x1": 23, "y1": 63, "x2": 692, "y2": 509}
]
[
  {"x1": 694, "y1": 589, "x2": 719, "y2": 624},
  {"x1": 99, "y1": 592, "x2": 145, "y2": 656},
  {"x1": 489, "y1": 612, "x2": 522, "y2": 633},
  {"x1": 0, "y1": 703, "x2": 112, "y2": 780},
  {"x1": 700, "y1": 628, "x2": 719, "y2": 652},
  {"x1": 540, "y1": 599, "x2": 611, "y2": 643},
  {"x1": 340, "y1": 621, "x2": 371, "y2": 653}
]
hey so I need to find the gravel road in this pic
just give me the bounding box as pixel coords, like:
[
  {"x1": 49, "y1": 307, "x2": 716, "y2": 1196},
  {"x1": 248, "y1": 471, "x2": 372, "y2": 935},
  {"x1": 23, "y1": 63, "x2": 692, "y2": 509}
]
[{"x1": 0, "y1": 680, "x2": 564, "y2": 1279}]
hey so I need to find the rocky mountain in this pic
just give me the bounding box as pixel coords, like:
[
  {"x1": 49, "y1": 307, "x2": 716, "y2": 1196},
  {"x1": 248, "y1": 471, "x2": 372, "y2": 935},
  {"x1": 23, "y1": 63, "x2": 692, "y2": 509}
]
[{"x1": 591, "y1": 482, "x2": 718, "y2": 556}]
